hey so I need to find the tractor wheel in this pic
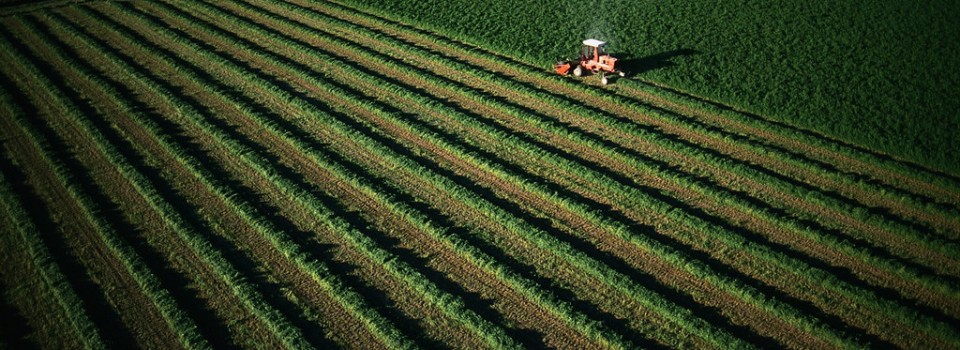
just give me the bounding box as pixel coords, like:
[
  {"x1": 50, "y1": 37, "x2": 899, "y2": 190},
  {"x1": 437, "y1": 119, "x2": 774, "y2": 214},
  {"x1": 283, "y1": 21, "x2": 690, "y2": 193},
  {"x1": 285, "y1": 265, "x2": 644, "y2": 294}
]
[
  {"x1": 573, "y1": 66, "x2": 583, "y2": 77},
  {"x1": 601, "y1": 76, "x2": 609, "y2": 85}
]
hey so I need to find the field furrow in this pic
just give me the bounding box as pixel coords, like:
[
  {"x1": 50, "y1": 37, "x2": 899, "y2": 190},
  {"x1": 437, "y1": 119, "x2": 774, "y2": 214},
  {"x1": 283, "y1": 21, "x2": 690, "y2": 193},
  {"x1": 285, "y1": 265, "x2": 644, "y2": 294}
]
[
  {"x1": 188, "y1": 3, "x2": 833, "y2": 348},
  {"x1": 120, "y1": 2, "x2": 656, "y2": 348}
]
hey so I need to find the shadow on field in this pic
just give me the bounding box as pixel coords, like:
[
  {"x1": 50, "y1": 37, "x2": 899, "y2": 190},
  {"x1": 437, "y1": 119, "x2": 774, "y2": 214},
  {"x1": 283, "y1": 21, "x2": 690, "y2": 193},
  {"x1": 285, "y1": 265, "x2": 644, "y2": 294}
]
[
  {"x1": 0, "y1": 263, "x2": 35, "y2": 348},
  {"x1": 618, "y1": 48, "x2": 699, "y2": 76}
]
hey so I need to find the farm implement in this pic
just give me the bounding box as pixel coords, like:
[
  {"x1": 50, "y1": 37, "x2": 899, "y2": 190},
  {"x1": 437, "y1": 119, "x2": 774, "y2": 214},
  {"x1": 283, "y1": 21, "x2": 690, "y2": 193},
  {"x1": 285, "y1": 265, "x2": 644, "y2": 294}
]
[{"x1": 554, "y1": 39, "x2": 626, "y2": 85}]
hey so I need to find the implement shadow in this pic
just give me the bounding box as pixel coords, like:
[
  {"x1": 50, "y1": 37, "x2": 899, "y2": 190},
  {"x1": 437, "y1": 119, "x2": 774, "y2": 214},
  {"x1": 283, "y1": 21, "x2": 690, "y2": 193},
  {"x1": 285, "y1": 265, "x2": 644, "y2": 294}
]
[{"x1": 617, "y1": 48, "x2": 699, "y2": 76}]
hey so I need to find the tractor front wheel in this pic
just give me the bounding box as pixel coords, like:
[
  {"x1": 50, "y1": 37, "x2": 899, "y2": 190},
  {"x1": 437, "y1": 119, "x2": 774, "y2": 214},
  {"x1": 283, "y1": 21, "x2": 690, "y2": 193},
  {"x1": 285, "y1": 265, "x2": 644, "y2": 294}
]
[{"x1": 573, "y1": 66, "x2": 583, "y2": 77}]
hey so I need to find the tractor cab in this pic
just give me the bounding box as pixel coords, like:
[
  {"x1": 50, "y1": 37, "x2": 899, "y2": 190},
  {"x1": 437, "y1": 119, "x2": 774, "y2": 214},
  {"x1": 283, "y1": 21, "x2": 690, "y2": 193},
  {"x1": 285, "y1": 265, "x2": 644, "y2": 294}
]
[
  {"x1": 578, "y1": 39, "x2": 617, "y2": 76},
  {"x1": 580, "y1": 39, "x2": 608, "y2": 62},
  {"x1": 553, "y1": 38, "x2": 626, "y2": 84}
]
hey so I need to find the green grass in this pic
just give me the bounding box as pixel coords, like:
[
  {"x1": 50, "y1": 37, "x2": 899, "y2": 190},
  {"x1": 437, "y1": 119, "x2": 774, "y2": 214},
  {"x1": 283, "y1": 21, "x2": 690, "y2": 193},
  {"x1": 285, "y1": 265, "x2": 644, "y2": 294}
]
[{"x1": 340, "y1": 0, "x2": 960, "y2": 176}]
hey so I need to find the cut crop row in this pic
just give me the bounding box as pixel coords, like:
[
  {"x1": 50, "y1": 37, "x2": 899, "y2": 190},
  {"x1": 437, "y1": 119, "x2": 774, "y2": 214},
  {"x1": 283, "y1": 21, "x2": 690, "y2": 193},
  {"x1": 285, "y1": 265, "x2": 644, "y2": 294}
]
[
  {"x1": 44, "y1": 10, "x2": 416, "y2": 350},
  {"x1": 124, "y1": 3, "x2": 624, "y2": 350},
  {"x1": 0, "y1": 28, "x2": 209, "y2": 350},
  {"x1": 209, "y1": 3, "x2": 834, "y2": 347},
  {"x1": 0, "y1": 87, "x2": 107, "y2": 350},
  {"x1": 143, "y1": 1, "x2": 713, "y2": 347}
]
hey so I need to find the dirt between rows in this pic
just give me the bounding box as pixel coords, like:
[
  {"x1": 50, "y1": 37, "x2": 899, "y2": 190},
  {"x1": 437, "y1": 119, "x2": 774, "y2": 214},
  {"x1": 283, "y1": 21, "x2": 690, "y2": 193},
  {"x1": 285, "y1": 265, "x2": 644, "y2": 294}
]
[
  {"x1": 223, "y1": 1, "x2": 952, "y2": 348},
  {"x1": 298, "y1": 0, "x2": 955, "y2": 253},
  {"x1": 147, "y1": 2, "x2": 601, "y2": 348},
  {"x1": 0, "y1": 50, "x2": 182, "y2": 349},
  {"x1": 66, "y1": 5, "x2": 386, "y2": 349},
  {"x1": 17, "y1": 16, "x2": 285, "y2": 349},
  {"x1": 273, "y1": 0, "x2": 960, "y2": 302}
]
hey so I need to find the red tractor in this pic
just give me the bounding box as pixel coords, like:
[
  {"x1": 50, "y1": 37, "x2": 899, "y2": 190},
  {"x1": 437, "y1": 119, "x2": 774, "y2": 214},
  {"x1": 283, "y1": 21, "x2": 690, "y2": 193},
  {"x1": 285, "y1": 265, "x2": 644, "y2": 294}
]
[{"x1": 554, "y1": 39, "x2": 626, "y2": 85}]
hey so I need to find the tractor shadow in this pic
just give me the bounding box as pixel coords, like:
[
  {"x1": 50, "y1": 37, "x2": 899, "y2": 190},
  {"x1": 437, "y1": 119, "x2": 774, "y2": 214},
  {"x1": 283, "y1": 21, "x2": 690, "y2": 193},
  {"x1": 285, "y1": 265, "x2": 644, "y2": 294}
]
[{"x1": 619, "y1": 48, "x2": 699, "y2": 75}]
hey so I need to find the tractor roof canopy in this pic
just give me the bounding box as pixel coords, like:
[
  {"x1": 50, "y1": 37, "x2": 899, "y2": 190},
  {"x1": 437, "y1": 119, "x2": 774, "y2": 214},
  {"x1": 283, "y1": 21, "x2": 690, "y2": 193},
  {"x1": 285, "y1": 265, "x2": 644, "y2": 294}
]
[{"x1": 582, "y1": 39, "x2": 606, "y2": 47}]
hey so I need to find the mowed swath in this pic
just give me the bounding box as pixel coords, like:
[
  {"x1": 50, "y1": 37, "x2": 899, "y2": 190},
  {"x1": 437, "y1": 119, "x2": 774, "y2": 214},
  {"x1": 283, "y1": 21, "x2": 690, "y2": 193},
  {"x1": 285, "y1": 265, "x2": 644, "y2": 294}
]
[{"x1": 0, "y1": 1, "x2": 957, "y2": 349}]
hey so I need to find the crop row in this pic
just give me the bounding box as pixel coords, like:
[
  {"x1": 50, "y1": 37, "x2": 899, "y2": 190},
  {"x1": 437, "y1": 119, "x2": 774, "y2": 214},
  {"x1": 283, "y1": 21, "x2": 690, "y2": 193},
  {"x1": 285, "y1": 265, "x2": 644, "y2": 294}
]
[
  {"x1": 254, "y1": 0, "x2": 960, "y2": 303},
  {"x1": 0, "y1": 27, "x2": 210, "y2": 350},
  {"x1": 214, "y1": 0, "x2": 960, "y2": 344},
  {"x1": 42, "y1": 10, "x2": 416, "y2": 350},
  {"x1": 0, "y1": 85, "x2": 107, "y2": 350},
  {"x1": 176, "y1": 0, "x2": 795, "y2": 348},
  {"x1": 311, "y1": 0, "x2": 960, "y2": 240},
  {"x1": 212, "y1": 0, "x2": 960, "y2": 346},
  {"x1": 71, "y1": 3, "x2": 531, "y2": 348}
]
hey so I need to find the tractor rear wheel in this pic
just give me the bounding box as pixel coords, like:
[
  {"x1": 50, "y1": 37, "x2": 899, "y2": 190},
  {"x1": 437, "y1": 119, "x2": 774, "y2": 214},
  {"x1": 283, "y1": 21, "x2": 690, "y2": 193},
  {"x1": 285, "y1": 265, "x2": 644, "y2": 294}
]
[{"x1": 573, "y1": 66, "x2": 583, "y2": 77}]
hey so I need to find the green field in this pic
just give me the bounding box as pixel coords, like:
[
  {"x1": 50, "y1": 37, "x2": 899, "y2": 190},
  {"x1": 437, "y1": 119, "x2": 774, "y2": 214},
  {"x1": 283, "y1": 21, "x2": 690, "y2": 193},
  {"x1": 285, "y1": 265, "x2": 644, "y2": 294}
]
[
  {"x1": 1, "y1": 0, "x2": 958, "y2": 349},
  {"x1": 349, "y1": 0, "x2": 960, "y2": 176}
]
